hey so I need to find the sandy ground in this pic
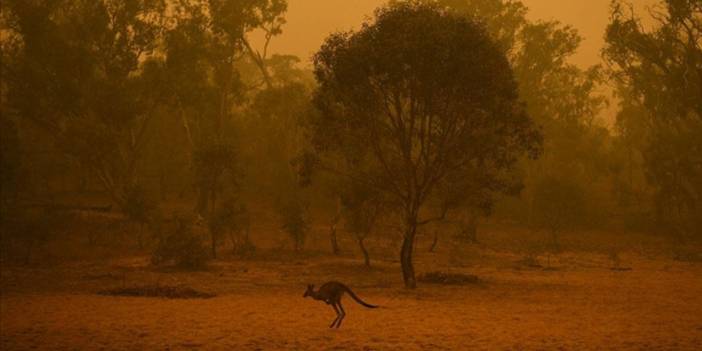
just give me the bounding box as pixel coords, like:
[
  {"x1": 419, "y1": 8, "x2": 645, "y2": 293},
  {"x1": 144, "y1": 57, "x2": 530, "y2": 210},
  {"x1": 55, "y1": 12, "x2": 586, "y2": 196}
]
[{"x1": 2, "y1": 251, "x2": 702, "y2": 350}]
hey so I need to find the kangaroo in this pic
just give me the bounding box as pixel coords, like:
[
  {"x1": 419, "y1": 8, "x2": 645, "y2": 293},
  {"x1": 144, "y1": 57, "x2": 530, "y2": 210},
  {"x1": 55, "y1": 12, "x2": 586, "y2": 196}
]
[{"x1": 303, "y1": 281, "x2": 378, "y2": 328}]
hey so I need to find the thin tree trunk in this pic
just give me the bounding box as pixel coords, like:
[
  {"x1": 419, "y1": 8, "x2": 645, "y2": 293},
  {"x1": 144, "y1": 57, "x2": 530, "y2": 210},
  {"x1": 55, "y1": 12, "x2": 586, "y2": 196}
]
[
  {"x1": 229, "y1": 230, "x2": 238, "y2": 254},
  {"x1": 137, "y1": 223, "x2": 144, "y2": 250},
  {"x1": 159, "y1": 168, "x2": 167, "y2": 201},
  {"x1": 330, "y1": 198, "x2": 341, "y2": 255},
  {"x1": 461, "y1": 213, "x2": 478, "y2": 243},
  {"x1": 330, "y1": 223, "x2": 340, "y2": 255},
  {"x1": 359, "y1": 237, "x2": 370, "y2": 267},
  {"x1": 428, "y1": 230, "x2": 439, "y2": 252},
  {"x1": 24, "y1": 239, "x2": 34, "y2": 266},
  {"x1": 195, "y1": 187, "x2": 209, "y2": 216},
  {"x1": 243, "y1": 223, "x2": 253, "y2": 249},
  {"x1": 400, "y1": 222, "x2": 418, "y2": 288},
  {"x1": 210, "y1": 189, "x2": 218, "y2": 259}
]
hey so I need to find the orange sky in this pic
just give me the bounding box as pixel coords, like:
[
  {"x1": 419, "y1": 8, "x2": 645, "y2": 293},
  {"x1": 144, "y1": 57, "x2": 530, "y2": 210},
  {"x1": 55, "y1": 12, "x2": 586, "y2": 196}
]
[{"x1": 257, "y1": 0, "x2": 659, "y2": 69}]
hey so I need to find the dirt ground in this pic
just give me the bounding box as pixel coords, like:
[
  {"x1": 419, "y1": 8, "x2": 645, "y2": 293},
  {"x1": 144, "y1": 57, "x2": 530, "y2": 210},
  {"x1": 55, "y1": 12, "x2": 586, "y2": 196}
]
[{"x1": 2, "y1": 226, "x2": 702, "y2": 350}]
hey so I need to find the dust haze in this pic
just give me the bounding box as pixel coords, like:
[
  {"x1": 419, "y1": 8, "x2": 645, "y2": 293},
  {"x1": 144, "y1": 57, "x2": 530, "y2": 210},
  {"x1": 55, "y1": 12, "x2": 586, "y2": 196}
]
[{"x1": 1, "y1": 0, "x2": 701, "y2": 350}]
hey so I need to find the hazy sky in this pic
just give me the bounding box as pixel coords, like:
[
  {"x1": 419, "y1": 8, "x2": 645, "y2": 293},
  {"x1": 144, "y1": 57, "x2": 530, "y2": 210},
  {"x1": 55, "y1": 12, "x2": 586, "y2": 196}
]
[{"x1": 257, "y1": 0, "x2": 659, "y2": 69}]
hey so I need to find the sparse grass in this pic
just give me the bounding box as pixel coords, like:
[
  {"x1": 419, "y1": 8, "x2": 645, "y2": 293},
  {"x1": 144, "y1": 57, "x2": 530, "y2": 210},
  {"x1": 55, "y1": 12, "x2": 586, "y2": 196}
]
[{"x1": 418, "y1": 271, "x2": 480, "y2": 285}]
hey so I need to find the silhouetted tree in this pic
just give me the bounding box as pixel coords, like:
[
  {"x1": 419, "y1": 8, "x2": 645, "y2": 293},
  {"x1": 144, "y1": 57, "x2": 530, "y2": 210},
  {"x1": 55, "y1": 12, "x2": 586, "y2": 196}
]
[
  {"x1": 278, "y1": 193, "x2": 308, "y2": 251},
  {"x1": 532, "y1": 176, "x2": 587, "y2": 267},
  {"x1": 0, "y1": 116, "x2": 22, "y2": 214},
  {"x1": 312, "y1": 2, "x2": 541, "y2": 288},
  {"x1": 341, "y1": 181, "x2": 384, "y2": 267},
  {"x1": 193, "y1": 143, "x2": 239, "y2": 258}
]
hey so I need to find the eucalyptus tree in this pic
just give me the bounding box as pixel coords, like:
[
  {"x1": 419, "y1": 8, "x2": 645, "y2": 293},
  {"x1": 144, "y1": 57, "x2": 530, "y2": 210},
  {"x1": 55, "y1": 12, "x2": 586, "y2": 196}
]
[
  {"x1": 312, "y1": 2, "x2": 541, "y2": 288},
  {"x1": 604, "y1": 0, "x2": 702, "y2": 238},
  {"x1": 162, "y1": 0, "x2": 288, "y2": 256},
  {"x1": 2, "y1": 0, "x2": 168, "y2": 210},
  {"x1": 435, "y1": 0, "x2": 610, "y2": 230}
]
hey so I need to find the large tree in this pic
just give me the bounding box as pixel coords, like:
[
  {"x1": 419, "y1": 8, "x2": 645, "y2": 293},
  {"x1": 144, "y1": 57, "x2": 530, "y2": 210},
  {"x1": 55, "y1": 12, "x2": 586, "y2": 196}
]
[
  {"x1": 435, "y1": 0, "x2": 609, "y2": 231},
  {"x1": 163, "y1": 0, "x2": 288, "y2": 216},
  {"x1": 604, "y1": 0, "x2": 702, "y2": 238},
  {"x1": 311, "y1": 1, "x2": 541, "y2": 288},
  {"x1": 161, "y1": 0, "x2": 288, "y2": 257},
  {"x1": 2, "y1": 0, "x2": 167, "y2": 210}
]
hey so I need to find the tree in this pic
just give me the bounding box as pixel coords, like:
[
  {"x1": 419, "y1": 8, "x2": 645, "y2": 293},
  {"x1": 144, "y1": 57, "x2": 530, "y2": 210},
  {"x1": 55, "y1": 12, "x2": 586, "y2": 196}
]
[
  {"x1": 193, "y1": 143, "x2": 239, "y2": 258},
  {"x1": 2, "y1": 0, "x2": 167, "y2": 211},
  {"x1": 0, "y1": 116, "x2": 22, "y2": 213},
  {"x1": 162, "y1": 0, "x2": 288, "y2": 256},
  {"x1": 531, "y1": 176, "x2": 587, "y2": 267},
  {"x1": 278, "y1": 192, "x2": 308, "y2": 251},
  {"x1": 163, "y1": 0, "x2": 287, "y2": 216},
  {"x1": 604, "y1": 0, "x2": 702, "y2": 239},
  {"x1": 341, "y1": 180, "x2": 384, "y2": 267},
  {"x1": 312, "y1": 2, "x2": 541, "y2": 288},
  {"x1": 434, "y1": 166, "x2": 522, "y2": 243},
  {"x1": 209, "y1": 197, "x2": 252, "y2": 255},
  {"x1": 434, "y1": 0, "x2": 609, "y2": 233}
]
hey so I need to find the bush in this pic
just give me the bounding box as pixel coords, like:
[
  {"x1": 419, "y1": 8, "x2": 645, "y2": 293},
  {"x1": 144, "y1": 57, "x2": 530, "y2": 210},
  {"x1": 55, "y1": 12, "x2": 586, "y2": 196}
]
[
  {"x1": 278, "y1": 197, "x2": 308, "y2": 251},
  {"x1": 151, "y1": 215, "x2": 209, "y2": 269},
  {"x1": 210, "y1": 197, "x2": 253, "y2": 255},
  {"x1": 0, "y1": 208, "x2": 72, "y2": 265},
  {"x1": 123, "y1": 185, "x2": 156, "y2": 248}
]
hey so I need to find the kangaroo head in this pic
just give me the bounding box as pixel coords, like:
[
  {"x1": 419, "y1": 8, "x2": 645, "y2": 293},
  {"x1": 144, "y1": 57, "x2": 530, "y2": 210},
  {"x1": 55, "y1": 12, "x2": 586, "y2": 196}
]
[{"x1": 303, "y1": 284, "x2": 315, "y2": 298}]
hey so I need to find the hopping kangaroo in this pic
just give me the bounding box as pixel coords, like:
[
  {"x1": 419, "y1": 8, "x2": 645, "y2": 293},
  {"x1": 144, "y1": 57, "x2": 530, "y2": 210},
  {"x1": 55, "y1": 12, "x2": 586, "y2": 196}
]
[{"x1": 303, "y1": 281, "x2": 378, "y2": 328}]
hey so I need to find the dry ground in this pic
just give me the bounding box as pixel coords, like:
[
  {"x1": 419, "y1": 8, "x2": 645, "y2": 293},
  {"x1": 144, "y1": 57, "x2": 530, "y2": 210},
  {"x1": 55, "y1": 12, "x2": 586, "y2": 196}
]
[{"x1": 2, "y1": 225, "x2": 702, "y2": 350}]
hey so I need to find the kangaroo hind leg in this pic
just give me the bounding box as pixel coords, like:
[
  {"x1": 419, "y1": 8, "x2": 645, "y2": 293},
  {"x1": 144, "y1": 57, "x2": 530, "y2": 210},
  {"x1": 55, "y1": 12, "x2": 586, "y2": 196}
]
[
  {"x1": 329, "y1": 303, "x2": 340, "y2": 328},
  {"x1": 335, "y1": 301, "x2": 346, "y2": 328}
]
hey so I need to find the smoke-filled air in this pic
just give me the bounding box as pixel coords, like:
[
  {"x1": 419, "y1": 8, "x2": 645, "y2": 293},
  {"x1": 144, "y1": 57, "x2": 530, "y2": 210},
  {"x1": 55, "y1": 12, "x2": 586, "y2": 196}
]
[{"x1": 1, "y1": 0, "x2": 701, "y2": 350}]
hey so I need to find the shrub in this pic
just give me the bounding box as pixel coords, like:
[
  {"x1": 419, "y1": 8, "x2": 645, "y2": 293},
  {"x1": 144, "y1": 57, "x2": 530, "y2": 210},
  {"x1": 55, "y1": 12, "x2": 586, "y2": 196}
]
[
  {"x1": 278, "y1": 197, "x2": 308, "y2": 251},
  {"x1": 0, "y1": 208, "x2": 72, "y2": 265},
  {"x1": 123, "y1": 185, "x2": 156, "y2": 248},
  {"x1": 210, "y1": 197, "x2": 253, "y2": 255},
  {"x1": 151, "y1": 215, "x2": 209, "y2": 269}
]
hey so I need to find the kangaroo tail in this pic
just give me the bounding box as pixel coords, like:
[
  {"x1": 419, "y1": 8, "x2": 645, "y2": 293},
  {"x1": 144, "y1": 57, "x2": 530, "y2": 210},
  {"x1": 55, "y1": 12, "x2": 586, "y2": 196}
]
[{"x1": 343, "y1": 285, "x2": 378, "y2": 308}]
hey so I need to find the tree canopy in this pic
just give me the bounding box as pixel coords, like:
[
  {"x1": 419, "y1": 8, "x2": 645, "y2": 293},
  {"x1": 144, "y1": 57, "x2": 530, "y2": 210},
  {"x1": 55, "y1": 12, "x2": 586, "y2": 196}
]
[{"x1": 312, "y1": 1, "x2": 541, "y2": 287}]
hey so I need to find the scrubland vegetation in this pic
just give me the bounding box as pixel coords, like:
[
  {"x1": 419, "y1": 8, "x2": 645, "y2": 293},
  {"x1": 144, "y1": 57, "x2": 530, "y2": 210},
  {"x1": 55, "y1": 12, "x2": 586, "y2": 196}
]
[{"x1": 1, "y1": 0, "x2": 701, "y2": 349}]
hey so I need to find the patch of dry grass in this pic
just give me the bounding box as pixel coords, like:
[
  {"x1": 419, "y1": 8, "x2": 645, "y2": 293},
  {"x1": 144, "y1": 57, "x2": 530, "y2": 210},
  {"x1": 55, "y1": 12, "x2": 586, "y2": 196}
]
[
  {"x1": 417, "y1": 271, "x2": 480, "y2": 285},
  {"x1": 97, "y1": 285, "x2": 215, "y2": 299}
]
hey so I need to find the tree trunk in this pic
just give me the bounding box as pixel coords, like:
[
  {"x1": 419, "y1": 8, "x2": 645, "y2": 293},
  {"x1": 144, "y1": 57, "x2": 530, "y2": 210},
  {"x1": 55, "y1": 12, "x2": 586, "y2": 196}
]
[
  {"x1": 400, "y1": 222, "x2": 418, "y2": 288},
  {"x1": 195, "y1": 187, "x2": 209, "y2": 216},
  {"x1": 461, "y1": 213, "x2": 478, "y2": 243},
  {"x1": 358, "y1": 237, "x2": 370, "y2": 267},
  {"x1": 229, "y1": 231, "x2": 238, "y2": 254},
  {"x1": 329, "y1": 197, "x2": 341, "y2": 255},
  {"x1": 211, "y1": 230, "x2": 217, "y2": 259},
  {"x1": 243, "y1": 224, "x2": 253, "y2": 250},
  {"x1": 137, "y1": 223, "x2": 144, "y2": 250},
  {"x1": 159, "y1": 169, "x2": 167, "y2": 201},
  {"x1": 330, "y1": 224, "x2": 340, "y2": 255},
  {"x1": 428, "y1": 230, "x2": 439, "y2": 252},
  {"x1": 210, "y1": 188, "x2": 218, "y2": 258},
  {"x1": 24, "y1": 239, "x2": 34, "y2": 266}
]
